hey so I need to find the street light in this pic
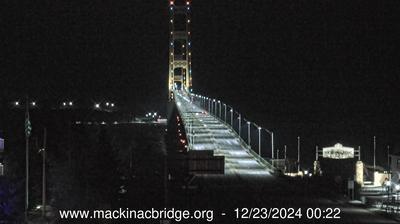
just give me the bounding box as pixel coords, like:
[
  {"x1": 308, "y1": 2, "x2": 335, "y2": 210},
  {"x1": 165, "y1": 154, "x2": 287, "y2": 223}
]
[
  {"x1": 31, "y1": 102, "x2": 36, "y2": 106},
  {"x1": 224, "y1": 103, "x2": 227, "y2": 123},
  {"x1": 258, "y1": 126, "x2": 262, "y2": 156},
  {"x1": 95, "y1": 103, "x2": 100, "y2": 109},
  {"x1": 395, "y1": 184, "x2": 400, "y2": 209},
  {"x1": 247, "y1": 121, "x2": 251, "y2": 145},
  {"x1": 238, "y1": 114, "x2": 241, "y2": 138},
  {"x1": 208, "y1": 98, "x2": 211, "y2": 113},
  {"x1": 230, "y1": 108, "x2": 233, "y2": 127},
  {"x1": 297, "y1": 136, "x2": 301, "y2": 173},
  {"x1": 212, "y1": 99, "x2": 216, "y2": 115},
  {"x1": 69, "y1": 101, "x2": 73, "y2": 106},
  {"x1": 218, "y1": 100, "x2": 221, "y2": 118},
  {"x1": 15, "y1": 101, "x2": 20, "y2": 106},
  {"x1": 260, "y1": 128, "x2": 274, "y2": 160}
]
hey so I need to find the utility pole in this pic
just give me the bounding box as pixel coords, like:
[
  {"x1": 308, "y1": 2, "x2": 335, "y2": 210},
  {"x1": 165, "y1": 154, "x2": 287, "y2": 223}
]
[{"x1": 41, "y1": 128, "x2": 47, "y2": 219}]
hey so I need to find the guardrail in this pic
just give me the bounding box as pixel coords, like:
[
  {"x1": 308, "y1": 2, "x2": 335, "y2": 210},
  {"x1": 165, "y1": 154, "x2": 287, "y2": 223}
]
[{"x1": 189, "y1": 93, "x2": 276, "y2": 167}]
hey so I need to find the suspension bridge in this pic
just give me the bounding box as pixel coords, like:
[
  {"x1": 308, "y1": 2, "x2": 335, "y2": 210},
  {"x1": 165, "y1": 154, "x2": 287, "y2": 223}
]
[{"x1": 167, "y1": 0, "x2": 276, "y2": 177}]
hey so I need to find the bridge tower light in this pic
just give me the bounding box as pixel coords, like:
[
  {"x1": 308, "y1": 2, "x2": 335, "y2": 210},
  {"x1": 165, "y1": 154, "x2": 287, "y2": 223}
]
[{"x1": 168, "y1": 0, "x2": 192, "y2": 100}]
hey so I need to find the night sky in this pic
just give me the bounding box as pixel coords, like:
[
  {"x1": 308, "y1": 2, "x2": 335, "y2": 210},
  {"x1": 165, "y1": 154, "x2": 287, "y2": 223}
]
[{"x1": 4, "y1": 1, "x2": 400, "y2": 165}]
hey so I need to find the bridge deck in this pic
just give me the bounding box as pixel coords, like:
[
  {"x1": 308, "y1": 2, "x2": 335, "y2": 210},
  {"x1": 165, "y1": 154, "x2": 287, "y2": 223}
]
[{"x1": 175, "y1": 92, "x2": 274, "y2": 176}]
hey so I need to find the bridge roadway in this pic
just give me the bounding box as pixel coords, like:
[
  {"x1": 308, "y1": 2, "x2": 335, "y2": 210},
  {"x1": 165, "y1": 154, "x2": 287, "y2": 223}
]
[
  {"x1": 174, "y1": 91, "x2": 275, "y2": 176},
  {"x1": 171, "y1": 92, "x2": 398, "y2": 224}
]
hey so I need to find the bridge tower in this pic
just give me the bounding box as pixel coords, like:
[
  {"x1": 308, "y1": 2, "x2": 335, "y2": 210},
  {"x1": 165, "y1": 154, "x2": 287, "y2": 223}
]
[{"x1": 168, "y1": 0, "x2": 192, "y2": 100}]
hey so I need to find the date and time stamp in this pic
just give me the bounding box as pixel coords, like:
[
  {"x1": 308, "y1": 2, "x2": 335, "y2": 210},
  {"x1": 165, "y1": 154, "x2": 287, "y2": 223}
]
[{"x1": 226, "y1": 207, "x2": 341, "y2": 220}]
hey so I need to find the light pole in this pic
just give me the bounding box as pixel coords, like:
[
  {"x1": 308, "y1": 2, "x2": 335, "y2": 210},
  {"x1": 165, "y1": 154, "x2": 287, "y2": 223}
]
[
  {"x1": 284, "y1": 145, "x2": 287, "y2": 172},
  {"x1": 395, "y1": 184, "x2": 400, "y2": 212},
  {"x1": 387, "y1": 145, "x2": 390, "y2": 178},
  {"x1": 373, "y1": 136, "x2": 376, "y2": 172},
  {"x1": 41, "y1": 128, "x2": 47, "y2": 218},
  {"x1": 212, "y1": 99, "x2": 216, "y2": 115},
  {"x1": 215, "y1": 100, "x2": 217, "y2": 116},
  {"x1": 230, "y1": 108, "x2": 233, "y2": 127},
  {"x1": 247, "y1": 121, "x2": 251, "y2": 145},
  {"x1": 284, "y1": 145, "x2": 287, "y2": 160},
  {"x1": 224, "y1": 103, "x2": 227, "y2": 123},
  {"x1": 271, "y1": 132, "x2": 274, "y2": 159},
  {"x1": 25, "y1": 99, "x2": 30, "y2": 221},
  {"x1": 208, "y1": 98, "x2": 211, "y2": 112},
  {"x1": 258, "y1": 127, "x2": 262, "y2": 156},
  {"x1": 238, "y1": 114, "x2": 241, "y2": 138},
  {"x1": 297, "y1": 136, "x2": 301, "y2": 173},
  {"x1": 262, "y1": 128, "x2": 274, "y2": 160},
  {"x1": 218, "y1": 100, "x2": 221, "y2": 119}
]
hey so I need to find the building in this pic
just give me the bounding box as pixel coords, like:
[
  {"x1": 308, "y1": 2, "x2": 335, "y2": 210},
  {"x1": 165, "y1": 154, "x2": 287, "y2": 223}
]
[{"x1": 389, "y1": 153, "x2": 400, "y2": 183}]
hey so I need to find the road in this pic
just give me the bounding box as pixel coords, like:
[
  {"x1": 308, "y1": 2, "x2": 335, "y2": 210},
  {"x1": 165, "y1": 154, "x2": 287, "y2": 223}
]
[
  {"x1": 175, "y1": 91, "x2": 274, "y2": 176},
  {"x1": 171, "y1": 91, "x2": 398, "y2": 224}
]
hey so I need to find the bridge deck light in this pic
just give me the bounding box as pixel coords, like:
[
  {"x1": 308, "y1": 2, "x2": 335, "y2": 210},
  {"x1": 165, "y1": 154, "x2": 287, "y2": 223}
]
[
  {"x1": 69, "y1": 101, "x2": 73, "y2": 106},
  {"x1": 31, "y1": 102, "x2": 36, "y2": 106},
  {"x1": 15, "y1": 101, "x2": 20, "y2": 106},
  {"x1": 95, "y1": 103, "x2": 100, "y2": 108}
]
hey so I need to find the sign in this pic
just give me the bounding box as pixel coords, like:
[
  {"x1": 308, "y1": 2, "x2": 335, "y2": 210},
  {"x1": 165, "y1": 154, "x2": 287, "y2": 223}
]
[{"x1": 322, "y1": 143, "x2": 354, "y2": 159}]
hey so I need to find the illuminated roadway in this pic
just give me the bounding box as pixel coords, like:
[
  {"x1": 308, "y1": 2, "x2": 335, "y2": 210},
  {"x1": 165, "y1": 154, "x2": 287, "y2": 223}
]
[
  {"x1": 172, "y1": 91, "x2": 399, "y2": 224},
  {"x1": 174, "y1": 91, "x2": 275, "y2": 176}
]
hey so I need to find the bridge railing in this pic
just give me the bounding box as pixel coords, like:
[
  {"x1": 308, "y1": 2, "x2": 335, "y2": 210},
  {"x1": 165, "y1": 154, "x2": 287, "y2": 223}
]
[{"x1": 190, "y1": 93, "x2": 275, "y2": 164}]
